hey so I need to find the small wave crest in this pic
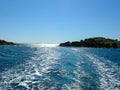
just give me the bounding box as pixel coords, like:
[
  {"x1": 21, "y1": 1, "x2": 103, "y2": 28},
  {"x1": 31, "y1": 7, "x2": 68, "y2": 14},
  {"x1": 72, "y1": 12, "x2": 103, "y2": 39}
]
[{"x1": 85, "y1": 53, "x2": 120, "y2": 90}]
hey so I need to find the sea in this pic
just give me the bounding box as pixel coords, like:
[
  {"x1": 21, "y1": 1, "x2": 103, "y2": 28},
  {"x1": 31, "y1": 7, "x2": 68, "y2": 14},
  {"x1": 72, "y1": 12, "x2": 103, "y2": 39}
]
[{"x1": 0, "y1": 44, "x2": 120, "y2": 90}]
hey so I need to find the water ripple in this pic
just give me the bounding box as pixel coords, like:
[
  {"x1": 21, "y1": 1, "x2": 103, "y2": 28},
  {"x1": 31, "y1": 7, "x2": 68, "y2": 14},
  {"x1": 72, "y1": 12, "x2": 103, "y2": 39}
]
[{"x1": 0, "y1": 46, "x2": 120, "y2": 90}]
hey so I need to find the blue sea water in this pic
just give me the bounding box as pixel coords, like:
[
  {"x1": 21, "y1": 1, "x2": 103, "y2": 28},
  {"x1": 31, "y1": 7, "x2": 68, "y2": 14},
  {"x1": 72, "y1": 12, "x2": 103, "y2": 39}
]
[{"x1": 0, "y1": 44, "x2": 120, "y2": 90}]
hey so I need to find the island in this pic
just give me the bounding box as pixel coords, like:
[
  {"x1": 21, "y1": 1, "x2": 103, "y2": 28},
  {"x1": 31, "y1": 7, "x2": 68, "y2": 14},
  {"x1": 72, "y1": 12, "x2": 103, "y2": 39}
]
[
  {"x1": 0, "y1": 40, "x2": 18, "y2": 45},
  {"x1": 59, "y1": 37, "x2": 120, "y2": 48}
]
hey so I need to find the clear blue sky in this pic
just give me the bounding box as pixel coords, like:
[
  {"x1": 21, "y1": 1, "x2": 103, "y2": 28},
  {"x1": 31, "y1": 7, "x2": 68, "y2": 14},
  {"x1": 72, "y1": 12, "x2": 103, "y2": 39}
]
[{"x1": 0, "y1": 0, "x2": 120, "y2": 43}]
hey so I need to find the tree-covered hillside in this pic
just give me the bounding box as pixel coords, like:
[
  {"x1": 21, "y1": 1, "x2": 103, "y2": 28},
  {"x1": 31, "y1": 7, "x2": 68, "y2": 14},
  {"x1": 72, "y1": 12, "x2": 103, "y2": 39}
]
[{"x1": 60, "y1": 37, "x2": 120, "y2": 48}]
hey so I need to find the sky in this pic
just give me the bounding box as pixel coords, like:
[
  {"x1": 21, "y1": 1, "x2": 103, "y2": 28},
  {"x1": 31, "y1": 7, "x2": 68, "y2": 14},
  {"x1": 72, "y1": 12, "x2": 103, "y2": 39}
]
[{"x1": 0, "y1": 0, "x2": 120, "y2": 43}]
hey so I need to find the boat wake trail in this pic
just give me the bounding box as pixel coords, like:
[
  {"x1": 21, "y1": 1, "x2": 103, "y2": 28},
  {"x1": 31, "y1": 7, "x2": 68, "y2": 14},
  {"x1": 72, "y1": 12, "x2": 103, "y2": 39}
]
[
  {"x1": 84, "y1": 52, "x2": 120, "y2": 90},
  {"x1": 0, "y1": 46, "x2": 120, "y2": 90},
  {"x1": 0, "y1": 46, "x2": 61, "y2": 90}
]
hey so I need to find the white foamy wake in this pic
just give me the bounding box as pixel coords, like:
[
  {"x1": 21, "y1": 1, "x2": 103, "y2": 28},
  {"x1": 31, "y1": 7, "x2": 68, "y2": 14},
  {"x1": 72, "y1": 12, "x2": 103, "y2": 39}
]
[
  {"x1": 0, "y1": 46, "x2": 61, "y2": 90},
  {"x1": 60, "y1": 48, "x2": 92, "y2": 90},
  {"x1": 85, "y1": 53, "x2": 120, "y2": 90}
]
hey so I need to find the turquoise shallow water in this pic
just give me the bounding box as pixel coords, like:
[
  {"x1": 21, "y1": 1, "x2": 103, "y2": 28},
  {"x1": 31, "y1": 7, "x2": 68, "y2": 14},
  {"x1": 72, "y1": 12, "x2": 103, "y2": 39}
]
[{"x1": 0, "y1": 45, "x2": 120, "y2": 90}]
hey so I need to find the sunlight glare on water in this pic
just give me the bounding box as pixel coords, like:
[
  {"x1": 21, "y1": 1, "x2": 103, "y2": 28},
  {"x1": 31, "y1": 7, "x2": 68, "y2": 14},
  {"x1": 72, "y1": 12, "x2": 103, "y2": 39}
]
[{"x1": 27, "y1": 44, "x2": 59, "y2": 47}]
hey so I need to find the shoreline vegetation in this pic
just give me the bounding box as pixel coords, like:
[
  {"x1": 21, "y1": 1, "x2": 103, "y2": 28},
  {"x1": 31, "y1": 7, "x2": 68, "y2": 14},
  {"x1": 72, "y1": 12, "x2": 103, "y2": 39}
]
[
  {"x1": 1, "y1": 37, "x2": 120, "y2": 48},
  {"x1": 59, "y1": 37, "x2": 120, "y2": 48},
  {"x1": 0, "y1": 40, "x2": 18, "y2": 45}
]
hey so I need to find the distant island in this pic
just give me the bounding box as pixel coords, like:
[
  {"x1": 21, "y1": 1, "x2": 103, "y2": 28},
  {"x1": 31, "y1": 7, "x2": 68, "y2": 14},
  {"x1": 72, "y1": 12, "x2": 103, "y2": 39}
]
[
  {"x1": 59, "y1": 37, "x2": 120, "y2": 48},
  {"x1": 0, "y1": 40, "x2": 17, "y2": 45}
]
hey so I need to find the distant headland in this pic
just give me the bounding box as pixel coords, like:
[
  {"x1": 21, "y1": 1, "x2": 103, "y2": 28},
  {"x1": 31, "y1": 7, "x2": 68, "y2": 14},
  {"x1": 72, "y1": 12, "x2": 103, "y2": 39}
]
[
  {"x1": 0, "y1": 40, "x2": 18, "y2": 45},
  {"x1": 59, "y1": 37, "x2": 120, "y2": 48}
]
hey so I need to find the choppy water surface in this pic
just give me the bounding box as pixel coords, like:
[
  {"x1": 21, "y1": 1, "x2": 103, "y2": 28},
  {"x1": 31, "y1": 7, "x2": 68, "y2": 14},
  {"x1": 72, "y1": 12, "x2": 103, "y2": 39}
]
[{"x1": 0, "y1": 44, "x2": 120, "y2": 90}]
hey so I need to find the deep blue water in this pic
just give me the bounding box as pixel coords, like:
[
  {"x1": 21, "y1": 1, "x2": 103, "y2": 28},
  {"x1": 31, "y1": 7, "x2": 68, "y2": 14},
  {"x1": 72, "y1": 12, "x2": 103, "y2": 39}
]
[{"x1": 0, "y1": 44, "x2": 120, "y2": 90}]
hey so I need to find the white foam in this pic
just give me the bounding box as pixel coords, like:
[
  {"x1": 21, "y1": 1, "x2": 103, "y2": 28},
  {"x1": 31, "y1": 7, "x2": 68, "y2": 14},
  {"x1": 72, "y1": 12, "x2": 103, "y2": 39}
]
[
  {"x1": 34, "y1": 68, "x2": 42, "y2": 76},
  {"x1": 18, "y1": 82, "x2": 30, "y2": 89},
  {"x1": 0, "y1": 46, "x2": 61, "y2": 89},
  {"x1": 85, "y1": 53, "x2": 120, "y2": 90}
]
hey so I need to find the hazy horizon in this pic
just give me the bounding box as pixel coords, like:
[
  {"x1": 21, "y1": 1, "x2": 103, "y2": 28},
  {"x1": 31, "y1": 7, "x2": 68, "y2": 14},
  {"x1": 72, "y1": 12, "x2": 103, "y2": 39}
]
[{"x1": 0, "y1": 0, "x2": 120, "y2": 43}]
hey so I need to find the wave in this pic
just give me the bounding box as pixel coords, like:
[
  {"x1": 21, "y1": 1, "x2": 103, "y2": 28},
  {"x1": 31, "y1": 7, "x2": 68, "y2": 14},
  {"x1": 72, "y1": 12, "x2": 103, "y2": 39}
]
[
  {"x1": 85, "y1": 52, "x2": 120, "y2": 90},
  {"x1": 0, "y1": 46, "x2": 61, "y2": 89},
  {"x1": 0, "y1": 46, "x2": 120, "y2": 90}
]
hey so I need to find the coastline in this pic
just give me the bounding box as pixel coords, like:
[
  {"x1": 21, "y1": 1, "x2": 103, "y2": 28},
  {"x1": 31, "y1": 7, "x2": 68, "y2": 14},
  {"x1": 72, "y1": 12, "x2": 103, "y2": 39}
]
[{"x1": 59, "y1": 37, "x2": 120, "y2": 48}]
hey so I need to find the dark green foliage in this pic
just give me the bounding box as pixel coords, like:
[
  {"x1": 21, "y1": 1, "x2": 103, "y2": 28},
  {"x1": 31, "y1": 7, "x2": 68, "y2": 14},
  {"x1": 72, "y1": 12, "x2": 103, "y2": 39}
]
[
  {"x1": 71, "y1": 41, "x2": 81, "y2": 47},
  {"x1": 60, "y1": 41, "x2": 71, "y2": 46},
  {"x1": 0, "y1": 40, "x2": 17, "y2": 45},
  {"x1": 59, "y1": 37, "x2": 120, "y2": 48}
]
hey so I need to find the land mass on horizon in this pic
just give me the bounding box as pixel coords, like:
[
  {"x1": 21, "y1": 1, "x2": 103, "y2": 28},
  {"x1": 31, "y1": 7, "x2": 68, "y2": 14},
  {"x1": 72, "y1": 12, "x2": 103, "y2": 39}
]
[
  {"x1": 59, "y1": 37, "x2": 120, "y2": 48},
  {"x1": 0, "y1": 40, "x2": 17, "y2": 45},
  {"x1": 1, "y1": 37, "x2": 120, "y2": 48}
]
